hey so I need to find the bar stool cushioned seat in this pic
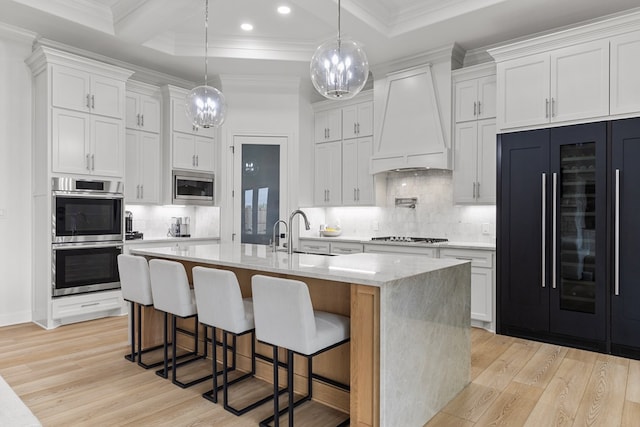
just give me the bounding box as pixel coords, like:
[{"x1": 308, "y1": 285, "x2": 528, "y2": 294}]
[
  {"x1": 251, "y1": 274, "x2": 350, "y2": 427},
  {"x1": 117, "y1": 254, "x2": 163, "y2": 369},
  {"x1": 193, "y1": 266, "x2": 279, "y2": 416},
  {"x1": 149, "y1": 259, "x2": 211, "y2": 388}
]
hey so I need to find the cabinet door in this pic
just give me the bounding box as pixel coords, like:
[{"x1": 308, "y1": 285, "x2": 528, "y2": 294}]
[
  {"x1": 314, "y1": 143, "x2": 330, "y2": 204},
  {"x1": 476, "y1": 120, "x2": 496, "y2": 204},
  {"x1": 342, "y1": 105, "x2": 358, "y2": 139},
  {"x1": 548, "y1": 122, "x2": 606, "y2": 341},
  {"x1": 139, "y1": 132, "x2": 160, "y2": 203},
  {"x1": 326, "y1": 108, "x2": 342, "y2": 142},
  {"x1": 314, "y1": 141, "x2": 341, "y2": 205},
  {"x1": 611, "y1": 118, "x2": 640, "y2": 350},
  {"x1": 314, "y1": 110, "x2": 329, "y2": 143},
  {"x1": 453, "y1": 122, "x2": 478, "y2": 203},
  {"x1": 52, "y1": 65, "x2": 91, "y2": 113},
  {"x1": 342, "y1": 140, "x2": 358, "y2": 203},
  {"x1": 139, "y1": 95, "x2": 160, "y2": 133},
  {"x1": 550, "y1": 40, "x2": 609, "y2": 123},
  {"x1": 610, "y1": 31, "x2": 640, "y2": 116},
  {"x1": 497, "y1": 54, "x2": 550, "y2": 130},
  {"x1": 194, "y1": 136, "x2": 214, "y2": 172},
  {"x1": 124, "y1": 130, "x2": 140, "y2": 202},
  {"x1": 356, "y1": 102, "x2": 373, "y2": 137},
  {"x1": 478, "y1": 75, "x2": 496, "y2": 120},
  {"x1": 454, "y1": 79, "x2": 479, "y2": 123},
  {"x1": 471, "y1": 268, "x2": 493, "y2": 322},
  {"x1": 172, "y1": 99, "x2": 196, "y2": 134},
  {"x1": 91, "y1": 75, "x2": 125, "y2": 119},
  {"x1": 52, "y1": 108, "x2": 91, "y2": 174},
  {"x1": 172, "y1": 132, "x2": 196, "y2": 170},
  {"x1": 498, "y1": 129, "x2": 550, "y2": 333},
  {"x1": 355, "y1": 137, "x2": 374, "y2": 204},
  {"x1": 125, "y1": 93, "x2": 139, "y2": 130},
  {"x1": 91, "y1": 115, "x2": 123, "y2": 177}
]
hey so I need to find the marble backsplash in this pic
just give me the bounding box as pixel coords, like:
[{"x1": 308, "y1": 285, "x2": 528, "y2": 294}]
[
  {"x1": 125, "y1": 204, "x2": 220, "y2": 240},
  {"x1": 299, "y1": 169, "x2": 496, "y2": 243}
]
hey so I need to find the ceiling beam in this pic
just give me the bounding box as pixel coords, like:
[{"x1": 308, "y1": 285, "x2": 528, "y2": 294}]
[{"x1": 113, "y1": 0, "x2": 201, "y2": 44}]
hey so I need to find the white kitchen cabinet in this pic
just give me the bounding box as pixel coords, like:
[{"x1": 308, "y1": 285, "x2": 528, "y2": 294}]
[
  {"x1": 126, "y1": 91, "x2": 160, "y2": 133},
  {"x1": 363, "y1": 244, "x2": 437, "y2": 258},
  {"x1": 314, "y1": 108, "x2": 342, "y2": 143},
  {"x1": 125, "y1": 130, "x2": 160, "y2": 204},
  {"x1": 440, "y1": 248, "x2": 495, "y2": 329},
  {"x1": 342, "y1": 137, "x2": 374, "y2": 205},
  {"x1": 610, "y1": 30, "x2": 640, "y2": 116},
  {"x1": 172, "y1": 133, "x2": 215, "y2": 172},
  {"x1": 314, "y1": 141, "x2": 342, "y2": 206},
  {"x1": 171, "y1": 97, "x2": 216, "y2": 138},
  {"x1": 342, "y1": 101, "x2": 373, "y2": 139},
  {"x1": 330, "y1": 241, "x2": 363, "y2": 254},
  {"x1": 496, "y1": 40, "x2": 609, "y2": 130},
  {"x1": 52, "y1": 109, "x2": 123, "y2": 177},
  {"x1": 454, "y1": 75, "x2": 496, "y2": 123},
  {"x1": 52, "y1": 64, "x2": 125, "y2": 119},
  {"x1": 453, "y1": 120, "x2": 496, "y2": 204},
  {"x1": 299, "y1": 240, "x2": 331, "y2": 254}
]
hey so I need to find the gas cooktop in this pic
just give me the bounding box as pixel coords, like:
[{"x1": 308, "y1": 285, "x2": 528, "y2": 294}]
[{"x1": 370, "y1": 236, "x2": 448, "y2": 244}]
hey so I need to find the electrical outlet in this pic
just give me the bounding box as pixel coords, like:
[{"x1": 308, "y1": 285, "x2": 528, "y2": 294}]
[{"x1": 481, "y1": 223, "x2": 491, "y2": 235}]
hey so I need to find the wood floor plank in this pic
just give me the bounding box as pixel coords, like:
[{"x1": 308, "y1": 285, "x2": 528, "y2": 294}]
[
  {"x1": 473, "y1": 381, "x2": 542, "y2": 426},
  {"x1": 626, "y1": 359, "x2": 640, "y2": 403},
  {"x1": 622, "y1": 400, "x2": 640, "y2": 427},
  {"x1": 424, "y1": 411, "x2": 474, "y2": 427},
  {"x1": 440, "y1": 382, "x2": 500, "y2": 422},
  {"x1": 513, "y1": 343, "x2": 567, "y2": 389},
  {"x1": 473, "y1": 341, "x2": 540, "y2": 391}
]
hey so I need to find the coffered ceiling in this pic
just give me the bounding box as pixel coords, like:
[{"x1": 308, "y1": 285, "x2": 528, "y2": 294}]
[{"x1": 1, "y1": 0, "x2": 639, "y2": 88}]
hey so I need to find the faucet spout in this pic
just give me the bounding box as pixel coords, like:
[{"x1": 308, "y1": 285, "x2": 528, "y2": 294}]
[
  {"x1": 272, "y1": 220, "x2": 288, "y2": 252},
  {"x1": 287, "y1": 209, "x2": 310, "y2": 255}
]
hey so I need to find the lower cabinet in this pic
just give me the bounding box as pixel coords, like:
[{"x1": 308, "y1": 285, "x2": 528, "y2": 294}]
[{"x1": 52, "y1": 290, "x2": 125, "y2": 322}]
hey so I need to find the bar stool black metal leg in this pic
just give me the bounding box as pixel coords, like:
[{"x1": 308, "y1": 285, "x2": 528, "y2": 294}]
[
  {"x1": 288, "y1": 349, "x2": 294, "y2": 427},
  {"x1": 273, "y1": 345, "x2": 279, "y2": 427},
  {"x1": 124, "y1": 301, "x2": 136, "y2": 362}
]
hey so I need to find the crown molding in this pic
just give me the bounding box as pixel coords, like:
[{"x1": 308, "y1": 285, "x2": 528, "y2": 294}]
[
  {"x1": 0, "y1": 22, "x2": 37, "y2": 44},
  {"x1": 219, "y1": 75, "x2": 301, "y2": 95}
]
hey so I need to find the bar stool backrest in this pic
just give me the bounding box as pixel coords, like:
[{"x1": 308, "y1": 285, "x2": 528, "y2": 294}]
[
  {"x1": 192, "y1": 267, "x2": 248, "y2": 334},
  {"x1": 251, "y1": 275, "x2": 316, "y2": 355},
  {"x1": 149, "y1": 259, "x2": 194, "y2": 317},
  {"x1": 117, "y1": 254, "x2": 153, "y2": 305}
]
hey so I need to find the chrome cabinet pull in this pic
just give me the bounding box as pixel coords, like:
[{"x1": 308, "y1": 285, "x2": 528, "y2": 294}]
[
  {"x1": 477, "y1": 182, "x2": 481, "y2": 198},
  {"x1": 136, "y1": 114, "x2": 140, "y2": 126},
  {"x1": 357, "y1": 188, "x2": 360, "y2": 201},
  {"x1": 86, "y1": 94, "x2": 91, "y2": 109},
  {"x1": 91, "y1": 154, "x2": 95, "y2": 170},
  {"x1": 196, "y1": 155, "x2": 199, "y2": 167},
  {"x1": 545, "y1": 98, "x2": 549, "y2": 118},
  {"x1": 615, "y1": 169, "x2": 620, "y2": 296},
  {"x1": 86, "y1": 154, "x2": 91, "y2": 170},
  {"x1": 91, "y1": 95, "x2": 95, "y2": 109},
  {"x1": 141, "y1": 114, "x2": 144, "y2": 127},
  {"x1": 354, "y1": 123, "x2": 357, "y2": 135},
  {"x1": 473, "y1": 101, "x2": 477, "y2": 116},
  {"x1": 478, "y1": 101, "x2": 481, "y2": 116},
  {"x1": 136, "y1": 185, "x2": 140, "y2": 199},
  {"x1": 472, "y1": 182, "x2": 476, "y2": 198},
  {"x1": 357, "y1": 123, "x2": 360, "y2": 134},
  {"x1": 353, "y1": 188, "x2": 357, "y2": 201},
  {"x1": 192, "y1": 155, "x2": 196, "y2": 166},
  {"x1": 140, "y1": 184, "x2": 144, "y2": 199},
  {"x1": 552, "y1": 172, "x2": 557, "y2": 289},
  {"x1": 542, "y1": 173, "x2": 546, "y2": 288},
  {"x1": 552, "y1": 98, "x2": 556, "y2": 117}
]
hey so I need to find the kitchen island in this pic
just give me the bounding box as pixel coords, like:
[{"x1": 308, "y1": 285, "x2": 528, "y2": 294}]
[{"x1": 130, "y1": 243, "x2": 471, "y2": 426}]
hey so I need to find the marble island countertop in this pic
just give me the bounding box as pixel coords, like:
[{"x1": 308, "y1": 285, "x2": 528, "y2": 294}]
[{"x1": 129, "y1": 242, "x2": 468, "y2": 287}]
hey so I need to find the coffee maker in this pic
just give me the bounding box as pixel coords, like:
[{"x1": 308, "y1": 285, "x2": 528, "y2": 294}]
[
  {"x1": 124, "y1": 211, "x2": 143, "y2": 240},
  {"x1": 169, "y1": 216, "x2": 190, "y2": 237}
]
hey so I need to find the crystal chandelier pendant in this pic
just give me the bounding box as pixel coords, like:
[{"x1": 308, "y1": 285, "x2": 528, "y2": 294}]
[
  {"x1": 310, "y1": 38, "x2": 369, "y2": 100},
  {"x1": 186, "y1": 85, "x2": 226, "y2": 128}
]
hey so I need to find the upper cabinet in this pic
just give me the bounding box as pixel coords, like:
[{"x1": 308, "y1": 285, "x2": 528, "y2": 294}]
[
  {"x1": 455, "y1": 75, "x2": 496, "y2": 123},
  {"x1": 342, "y1": 137, "x2": 374, "y2": 205},
  {"x1": 314, "y1": 109, "x2": 342, "y2": 143},
  {"x1": 27, "y1": 46, "x2": 133, "y2": 179},
  {"x1": 610, "y1": 30, "x2": 640, "y2": 116},
  {"x1": 489, "y1": 13, "x2": 640, "y2": 132},
  {"x1": 342, "y1": 102, "x2": 373, "y2": 139},
  {"x1": 495, "y1": 40, "x2": 609, "y2": 130},
  {"x1": 126, "y1": 88, "x2": 160, "y2": 133}
]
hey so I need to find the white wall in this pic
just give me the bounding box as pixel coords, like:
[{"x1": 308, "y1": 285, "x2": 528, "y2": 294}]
[{"x1": 0, "y1": 27, "x2": 34, "y2": 326}]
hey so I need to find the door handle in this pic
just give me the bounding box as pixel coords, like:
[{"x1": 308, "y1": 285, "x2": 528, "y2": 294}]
[
  {"x1": 552, "y1": 98, "x2": 556, "y2": 117},
  {"x1": 545, "y1": 98, "x2": 549, "y2": 118},
  {"x1": 354, "y1": 188, "x2": 357, "y2": 201},
  {"x1": 615, "y1": 169, "x2": 620, "y2": 296},
  {"x1": 86, "y1": 154, "x2": 90, "y2": 170},
  {"x1": 192, "y1": 155, "x2": 196, "y2": 167},
  {"x1": 86, "y1": 94, "x2": 91, "y2": 109},
  {"x1": 141, "y1": 114, "x2": 144, "y2": 127},
  {"x1": 136, "y1": 184, "x2": 140, "y2": 199},
  {"x1": 354, "y1": 123, "x2": 357, "y2": 135},
  {"x1": 473, "y1": 101, "x2": 477, "y2": 116},
  {"x1": 91, "y1": 154, "x2": 95, "y2": 171},
  {"x1": 140, "y1": 184, "x2": 144, "y2": 199},
  {"x1": 472, "y1": 182, "x2": 476, "y2": 199},
  {"x1": 541, "y1": 173, "x2": 546, "y2": 288},
  {"x1": 91, "y1": 95, "x2": 95, "y2": 109},
  {"x1": 136, "y1": 114, "x2": 140, "y2": 126},
  {"x1": 478, "y1": 101, "x2": 481, "y2": 116},
  {"x1": 552, "y1": 172, "x2": 557, "y2": 289},
  {"x1": 476, "y1": 182, "x2": 480, "y2": 198},
  {"x1": 196, "y1": 155, "x2": 199, "y2": 167}
]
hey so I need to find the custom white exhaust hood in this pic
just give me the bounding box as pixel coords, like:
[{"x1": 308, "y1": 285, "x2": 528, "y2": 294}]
[{"x1": 371, "y1": 64, "x2": 450, "y2": 174}]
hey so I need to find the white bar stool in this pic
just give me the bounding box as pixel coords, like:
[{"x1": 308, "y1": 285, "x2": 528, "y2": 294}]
[
  {"x1": 251, "y1": 274, "x2": 351, "y2": 427},
  {"x1": 149, "y1": 259, "x2": 212, "y2": 388},
  {"x1": 116, "y1": 254, "x2": 163, "y2": 369},
  {"x1": 193, "y1": 266, "x2": 281, "y2": 416}
]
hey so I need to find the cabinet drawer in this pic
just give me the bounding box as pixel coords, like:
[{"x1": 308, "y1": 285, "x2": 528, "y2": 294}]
[
  {"x1": 440, "y1": 248, "x2": 493, "y2": 268},
  {"x1": 299, "y1": 240, "x2": 331, "y2": 254},
  {"x1": 363, "y1": 244, "x2": 437, "y2": 257},
  {"x1": 53, "y1": 291, "x2": 123, "y2": 319},
  {"x1": 330, "y1": 242, "x2": 363, "y2": 254}
]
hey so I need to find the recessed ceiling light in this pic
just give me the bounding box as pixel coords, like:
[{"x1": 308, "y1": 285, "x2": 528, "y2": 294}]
[
  {"x1": 241, "y1": 23, "x2": 253, "y2": 31},
  {"x1": 277, "y1": 6, "x2": 291, "y2": 15}
]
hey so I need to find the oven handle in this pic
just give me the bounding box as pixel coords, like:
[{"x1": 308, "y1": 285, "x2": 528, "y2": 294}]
[
  {"x1": 53, "y1": 242, "x2": 123, "y2": 250},
  {"x1": 53, "y1": 191, "x2": 124, "y2": 199}
]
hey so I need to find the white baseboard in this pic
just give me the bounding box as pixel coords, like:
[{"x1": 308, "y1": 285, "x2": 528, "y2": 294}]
[{"x1": 0, "y1": 311, "x2": 31, "y2": 327}]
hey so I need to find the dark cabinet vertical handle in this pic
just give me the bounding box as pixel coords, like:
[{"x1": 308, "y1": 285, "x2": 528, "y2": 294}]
[
  {"x1": 541, "y1": 173, "x2": 546, "y2": 288},
  {"x1": 552, "y1": 172, "x2": 558, "y2": 289},
  {"x1": 615, "y1": 168, "x2": 620, "y2": 296}
]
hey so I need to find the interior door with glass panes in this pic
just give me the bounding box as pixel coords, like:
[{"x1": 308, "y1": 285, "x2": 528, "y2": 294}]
[
  {"x1": 232, "y1": 135, "x2": 288, "y2": 245},
  {"x1": 549, "y1": 122, "x2": 607, "y2": 342}
]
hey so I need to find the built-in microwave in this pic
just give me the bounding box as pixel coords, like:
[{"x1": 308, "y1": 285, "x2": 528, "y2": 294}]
[{"x1": 173, "y1": 170, "x2": 214, "y2": 205}]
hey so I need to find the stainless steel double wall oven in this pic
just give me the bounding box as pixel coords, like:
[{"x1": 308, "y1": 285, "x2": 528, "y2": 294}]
[{"x1": 52, "y1": 178, "x2": 124, "y2": 297}]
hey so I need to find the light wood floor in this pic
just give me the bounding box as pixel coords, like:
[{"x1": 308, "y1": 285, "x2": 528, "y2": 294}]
[{"x1": 0, "y1": 316, "x2": 639, "y2": 426}]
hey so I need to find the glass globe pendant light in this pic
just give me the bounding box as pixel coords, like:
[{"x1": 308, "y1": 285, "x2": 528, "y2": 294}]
[
  {"x1": 310, "y1": 0, "x2": 369, "y2": 100},
  {"x1": 185, "y1": 0, "x2": 226, "y2": 128}
]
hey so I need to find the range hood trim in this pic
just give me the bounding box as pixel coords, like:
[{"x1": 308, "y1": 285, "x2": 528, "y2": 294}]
[{"x1": 371, "y1": 63, "x2": 450, "y2": 174}]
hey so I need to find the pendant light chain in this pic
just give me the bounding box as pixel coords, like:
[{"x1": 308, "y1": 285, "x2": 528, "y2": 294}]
[
  {"x1": 337, "y1": 0, "x2": 341, "y2": 43},
  {"x1": 204, "y1": 0, "x2": 209, "y2": 88}
]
